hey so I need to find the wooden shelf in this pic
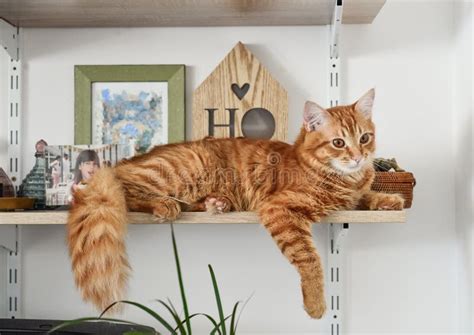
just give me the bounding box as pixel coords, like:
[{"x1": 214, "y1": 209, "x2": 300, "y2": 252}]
[
  {"x1": 0, "y1": 210, "x2": 406, "y2": 225},
  {"x1": 0, "y1": 0, "x2": 386, "y2": 28}
]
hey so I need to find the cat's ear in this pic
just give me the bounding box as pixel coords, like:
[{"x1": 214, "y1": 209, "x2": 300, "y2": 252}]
[
  {"x1": 355, "y1": 88, "x2": 375, "y2": 119},
  {"x1": 303, "y1": 101, "x2": 330, "y2": 132}
]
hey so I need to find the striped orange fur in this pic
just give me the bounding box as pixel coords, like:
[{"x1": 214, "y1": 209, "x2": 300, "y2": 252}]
[{"x1": 67, "y1": 88, "x2": 404, "y2": 318}]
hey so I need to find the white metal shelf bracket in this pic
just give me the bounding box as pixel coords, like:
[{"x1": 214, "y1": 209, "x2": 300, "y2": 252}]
[
  {"x1": 327, "y1": 1, "x2": 346, "y2": 334},
  {"x1": 0, "y1": 19, "x2": 19, "y2": 62},
  {"x1": 6, "y1": 241, "x2": 21, "y2": 319},
  {"x1": 0, "y1": 226, "x2": 17, "y2": 253},
  {"x1": 1, "y1": 19, "x2": 22, "y2": 191},
  {"x1": 328, "y1": 223, "x2": 349, "y2": 335},
  {"x1": 329, "y1": 0, "x2": 343, "y2": 59},
  {"x1": 1, "y1": 18, "x2": 22, "y2": 319},
  {"x1": 0, "y1": 226, "x2": 20, "y2": 319}
]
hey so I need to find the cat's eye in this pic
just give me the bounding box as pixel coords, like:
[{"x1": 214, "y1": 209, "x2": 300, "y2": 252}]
[
  {"x1": 360, "y1": 133, "x2": 370, "y2": 144},
  {"x1": 332, "y1": 138, "x2": 345, "y2": 148}
]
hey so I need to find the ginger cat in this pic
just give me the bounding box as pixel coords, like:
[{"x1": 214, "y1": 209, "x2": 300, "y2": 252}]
[{"x1": 68, "y1": 88, "x2": 404, "y2": 319}]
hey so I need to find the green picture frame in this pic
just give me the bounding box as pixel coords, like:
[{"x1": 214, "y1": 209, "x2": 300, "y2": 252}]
[{"x1": 74, "y1": 64, "x2": 185, "y2": 145}]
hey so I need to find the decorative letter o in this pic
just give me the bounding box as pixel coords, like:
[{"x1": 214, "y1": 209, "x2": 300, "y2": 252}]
[{"x1": 241, "y1": 108, "x2": 275, "y2": 139}]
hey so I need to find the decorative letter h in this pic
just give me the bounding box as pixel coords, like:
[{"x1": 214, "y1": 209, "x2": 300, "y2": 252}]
[{"x1": 206, "y1": 108, "x2": 237, "y2": 137}]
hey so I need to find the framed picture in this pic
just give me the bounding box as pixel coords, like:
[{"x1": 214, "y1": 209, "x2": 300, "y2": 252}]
[
  {"x1": 44, "y1": 144, "x2": 129, "y2": 206},
  {"x1": 75, "y1": 65, "x2": 185, "y2": 153}
]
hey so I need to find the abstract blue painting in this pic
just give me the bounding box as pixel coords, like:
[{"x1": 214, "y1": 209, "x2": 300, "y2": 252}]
[{"x1": 92, "y1": 82, "x2": 168, "y2": 154}]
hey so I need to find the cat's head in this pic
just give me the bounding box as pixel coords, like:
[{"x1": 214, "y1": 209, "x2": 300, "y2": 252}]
[{"x1": 298, "y1": 89, "x2": 376, "y2": 175}]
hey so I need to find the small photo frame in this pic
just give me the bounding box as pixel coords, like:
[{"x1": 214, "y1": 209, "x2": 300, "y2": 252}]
[
  {"x1": 75, "y1": 65, "x2": 185, "y2": 153},
  {"x1": 44, "y1": 144, "x2": 128, "y2": 206}
]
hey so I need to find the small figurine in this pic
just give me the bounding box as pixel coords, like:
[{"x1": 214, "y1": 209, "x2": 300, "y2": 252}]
[
  {"x1": 0, "y1": 167, "x2": 15, "y2": 197},
  {"x1": 18, "y1": 139, "x2": 48, "y2": 208},
  {"x1": 373, "y1": 157, "x2": 405, "y2": 172}
]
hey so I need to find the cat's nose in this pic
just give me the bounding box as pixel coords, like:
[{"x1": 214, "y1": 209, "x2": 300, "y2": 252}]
[{"x1": 353, "y1": 156, "x2": 363, "y2": 164}]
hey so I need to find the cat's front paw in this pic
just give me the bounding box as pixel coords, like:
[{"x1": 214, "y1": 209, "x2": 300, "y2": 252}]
[
  {"x1": 369, "y1": 193, "x2": 404, "y2": 210},
  {"x1": 301, "y1": 278, "x2": 326, "y2": 319},
  {"x1": 304, "y1": 299, "x2": 326, "y2": 319},
  {"x1": 205, "y1": 196, "x2": 231, "y2": 214}
]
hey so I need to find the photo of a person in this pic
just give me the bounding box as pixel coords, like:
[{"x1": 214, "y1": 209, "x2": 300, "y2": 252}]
[
  {"x1": 45, "y1": 144, "x2": 127, "y2": 206},
  {"x1": 63, "y1": 153, "x2": 71, "y2": 174},
  {"x1": 72, "y1": 149, "x2": 100, "y2": 192},
  {"x1": 49, "y1": 155, "x2": 62, "y2": 188}
]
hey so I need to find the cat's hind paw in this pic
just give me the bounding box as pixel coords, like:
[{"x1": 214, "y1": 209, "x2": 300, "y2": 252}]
[
  {"x1": 205, "y1": 196, "x2": 232, "y2": 214},
  {"x1": 152, "y1": 198, "x2": 181, "y2": 222}
]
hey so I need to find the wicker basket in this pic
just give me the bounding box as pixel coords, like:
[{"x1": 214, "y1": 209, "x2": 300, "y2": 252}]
[{"x1": 371, "y1": 172, "x2": 416, "y2": 208}]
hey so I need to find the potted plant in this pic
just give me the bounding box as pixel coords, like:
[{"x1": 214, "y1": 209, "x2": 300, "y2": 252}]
[{"x1": 49, "y1": 224, "x2": 250, "y2": 335}]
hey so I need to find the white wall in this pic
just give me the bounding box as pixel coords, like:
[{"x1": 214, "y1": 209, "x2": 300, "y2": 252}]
[
  {"x1": 340, "y1": 1, "x2": 458, "y2": 333},
  {"x1": 453, "y1": 1, "x2": 473, "y2": 333},
  {"x1": 0, "y1": 0, "x2": 466, "y2": 334}
]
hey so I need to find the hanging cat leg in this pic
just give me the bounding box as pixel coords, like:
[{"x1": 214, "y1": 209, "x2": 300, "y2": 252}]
[
  {"x1": 151, "y1": 197, "x2": 182, "y2": 223},
  {"x1": 259, "y1": 202, "x2": 326, "y2": 319}
]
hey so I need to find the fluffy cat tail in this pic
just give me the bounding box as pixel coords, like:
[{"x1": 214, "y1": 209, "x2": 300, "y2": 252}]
[{"x1": 67, "y1": 167, "x2": 130, "y2": 312}]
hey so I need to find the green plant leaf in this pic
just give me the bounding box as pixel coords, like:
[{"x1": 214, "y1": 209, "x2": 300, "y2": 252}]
[
  {"x1": 100, "y1": 300, "x2": 176, "y2": 334},
  {"x1": 234, "y1": 293, "x2": 254, "y2": 332},
  {"x1": 156, "y1": 299, "x2": 186, "y2": 334},
  {"x1": 229, "y1": 301, "x2": 240, "y2": 335},
  {"x1": 51, "y1": 226, "x2": 251, "y2": 335},
  {"x1": 208, "y1": 264, "x2": 226, "y2": 335},
  {"x1": 171, "y1": 224, "x2": 192, "y2": 335},
  {"x1": 167, "y1": 298, "x2": 181, "y2": 319},
  {"x1": 209, "y1": 315, "x2": 231, "y2": 335},
  {"x1": 47, "y1": 317, "x2": 142, "y2": 334},
  {"x1": 173, "y1": 313, "x2": 221, "y2": 335}
]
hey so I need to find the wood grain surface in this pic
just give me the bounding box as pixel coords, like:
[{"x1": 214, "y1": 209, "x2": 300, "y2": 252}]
[
  {"x1": 0, "y1": 210, "x2": 406, "y2": 225},
  {"x1": 192, "y1": 42, "x2": 288, "y2": 141},
  {"x1": 0, "y1": 0, "x2": 386, "y2": 27}
]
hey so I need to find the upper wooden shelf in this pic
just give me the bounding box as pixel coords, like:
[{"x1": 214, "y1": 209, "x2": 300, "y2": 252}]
[
  {"x1": 0, "y1": 0, "x2": 386, "y2": 28},
  {"x1": 0, "y1": 210, "x2": 406, "y2": 225}
]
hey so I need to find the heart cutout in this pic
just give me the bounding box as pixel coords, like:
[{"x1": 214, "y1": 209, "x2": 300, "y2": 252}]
[{"x1": 231, "y1": 83, "x2": 250, "y2": 100}]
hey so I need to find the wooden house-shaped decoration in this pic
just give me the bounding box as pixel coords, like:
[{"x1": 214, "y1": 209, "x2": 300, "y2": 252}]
[{"x1": 192, "y1": 42, "x2": 288, "y2": 141}]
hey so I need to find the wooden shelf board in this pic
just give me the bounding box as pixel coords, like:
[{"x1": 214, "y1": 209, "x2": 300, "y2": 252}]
[
  {"x1": 0, "y1": 0, "x2": 386, "y2": 28},
  {"x1": 0, "y1": 210, "x2": 406, "y2": 225}
]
